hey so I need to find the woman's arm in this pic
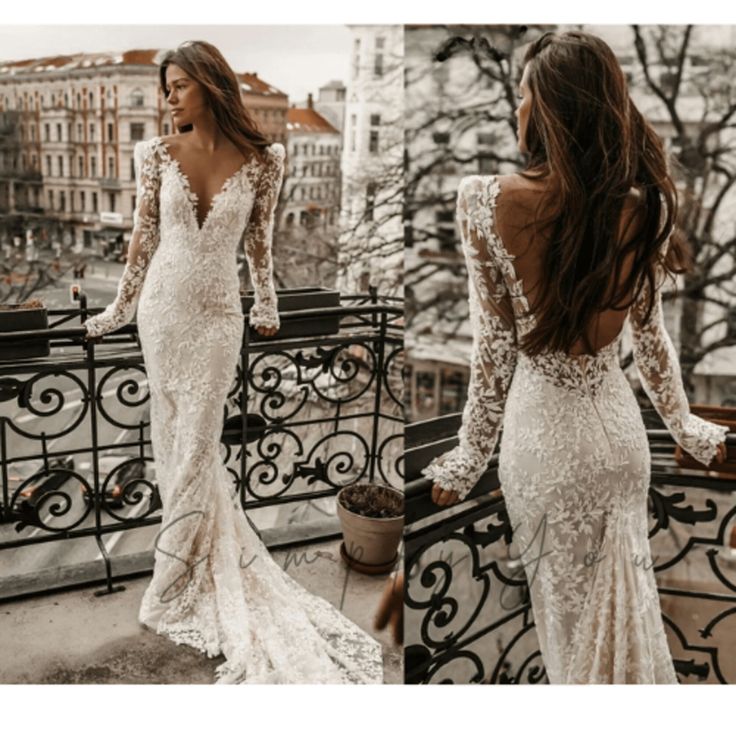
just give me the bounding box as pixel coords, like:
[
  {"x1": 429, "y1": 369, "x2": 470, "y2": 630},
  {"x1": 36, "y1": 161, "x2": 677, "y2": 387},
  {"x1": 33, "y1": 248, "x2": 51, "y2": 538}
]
[
  {"x1": 243, "y1": 142, "x2": 285, "y2": 332},
  {"x1": 84, "y1": 140, "x2": 161, "y2": 338},
  {"x1": 630, "y1": 238, "x2": 728, "y2": 466},
  {"x1": 421, "y1": 175, "x2": 519, "y2": 502}
]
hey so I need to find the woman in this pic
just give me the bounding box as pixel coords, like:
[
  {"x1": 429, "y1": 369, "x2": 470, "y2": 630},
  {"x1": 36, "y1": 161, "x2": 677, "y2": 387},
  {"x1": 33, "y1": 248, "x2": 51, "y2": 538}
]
[
  {"x1": 421, "y1": 31, "x2": 729, "y2": 684},
  {"x1": 84, "y1": 40, "x2": 383, "y2": 684}
]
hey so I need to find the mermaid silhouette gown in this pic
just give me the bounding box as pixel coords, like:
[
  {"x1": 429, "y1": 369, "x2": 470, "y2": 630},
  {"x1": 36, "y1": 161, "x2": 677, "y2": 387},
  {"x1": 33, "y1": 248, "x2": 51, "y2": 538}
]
[
  {"x1": 421, "y1": 174, "x2": 728, "y2": 684},
  {"x1": 84, "y1": 136, "x2": 384, "y2": 684}
]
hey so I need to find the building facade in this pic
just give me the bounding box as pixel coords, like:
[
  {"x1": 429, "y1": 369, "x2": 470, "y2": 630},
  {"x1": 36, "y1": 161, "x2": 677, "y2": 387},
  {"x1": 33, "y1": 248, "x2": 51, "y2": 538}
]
[
  {"x1": 0, "y1": 50, "x2": 288, "y2": 257},
  {"x1": 338, "y1": 24, "x2": 404, "y2": 297},
  {"x1": 284, "y1": 98, "x2": 341, "y2": 231}
]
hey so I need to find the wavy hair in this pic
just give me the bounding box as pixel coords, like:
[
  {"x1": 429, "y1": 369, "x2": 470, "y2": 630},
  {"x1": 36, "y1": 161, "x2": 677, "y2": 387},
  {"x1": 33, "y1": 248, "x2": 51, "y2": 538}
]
[
  {"x1": 517, "y1": 30, "x2": 691, "y2": 356},
  {"x1": 158, "y1": 40, "x2": 272, "y2": 162}
]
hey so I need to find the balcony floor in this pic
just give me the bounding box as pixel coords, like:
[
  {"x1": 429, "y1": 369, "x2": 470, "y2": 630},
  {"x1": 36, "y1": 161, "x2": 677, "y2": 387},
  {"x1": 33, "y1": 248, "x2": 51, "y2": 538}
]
[{"x1": 0, "y1": 537, "x2": 402, "y2": 685}]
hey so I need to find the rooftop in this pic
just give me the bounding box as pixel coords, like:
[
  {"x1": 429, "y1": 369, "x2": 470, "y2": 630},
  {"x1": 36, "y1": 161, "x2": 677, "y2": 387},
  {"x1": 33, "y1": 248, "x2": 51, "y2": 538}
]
[{"x1": 286, "y1": 107, "x2": 340, "y2": 135}]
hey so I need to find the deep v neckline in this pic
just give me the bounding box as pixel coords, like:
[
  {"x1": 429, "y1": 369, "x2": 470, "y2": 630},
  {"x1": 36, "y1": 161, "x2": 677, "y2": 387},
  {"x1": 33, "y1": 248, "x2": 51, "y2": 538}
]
[{"x1": 153, "y1": 136, "x2": 250, "y2": 232}]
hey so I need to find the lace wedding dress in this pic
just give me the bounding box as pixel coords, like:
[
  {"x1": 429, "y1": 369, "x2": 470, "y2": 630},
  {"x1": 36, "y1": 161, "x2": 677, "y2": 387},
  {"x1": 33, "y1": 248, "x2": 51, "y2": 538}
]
[
  {"x1": 421, "y1": 174, "x2": 728, "y2": 684},
  {"x1": 84, "y1": 135, "x2": 384, "y2": 684}
]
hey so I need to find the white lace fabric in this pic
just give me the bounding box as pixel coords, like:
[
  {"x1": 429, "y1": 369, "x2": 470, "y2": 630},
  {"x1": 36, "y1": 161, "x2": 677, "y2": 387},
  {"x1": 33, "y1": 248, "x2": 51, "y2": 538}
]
[
  {"x1": 83, "y1": 136, "x2": 384, "y2": 684},
  {"x1": 421, "y1": 174, "x2": 728, "y2": 684}
]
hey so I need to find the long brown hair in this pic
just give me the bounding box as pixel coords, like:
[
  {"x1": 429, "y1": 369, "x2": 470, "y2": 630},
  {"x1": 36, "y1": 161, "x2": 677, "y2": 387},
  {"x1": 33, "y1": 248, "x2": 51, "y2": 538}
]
[
  {"x1": 516, "y1": 30, "x2": 690, "y2": 356},
  {"x1": 158, "y1": 40, "x2": 272, "y2": 161}
]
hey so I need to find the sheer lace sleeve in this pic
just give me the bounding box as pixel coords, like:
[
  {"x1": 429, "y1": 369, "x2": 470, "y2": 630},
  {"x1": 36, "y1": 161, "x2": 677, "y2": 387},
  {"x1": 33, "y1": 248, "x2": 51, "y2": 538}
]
[
  {"x1": 630, "y1": 237, "x2": 728, "y2": 466},
  {"x1": 84, "y1": 139, "x2": 161, "y2": 338},
  {"x1": 420, "y1": 175, "x2": 519, "y2": 500},
  {"x1": 244, "y1": 142, "x2": 285, "y2": 331}
]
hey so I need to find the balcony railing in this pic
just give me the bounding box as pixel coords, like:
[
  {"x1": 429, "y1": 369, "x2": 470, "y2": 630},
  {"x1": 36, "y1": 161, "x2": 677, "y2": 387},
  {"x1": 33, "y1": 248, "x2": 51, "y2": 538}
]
[
  {"x1": 405, "y1": 413, "x2": 736, "y2": 684},
  {"x1": 0, "y1": 290, "x2": 404, "y2": 600}
]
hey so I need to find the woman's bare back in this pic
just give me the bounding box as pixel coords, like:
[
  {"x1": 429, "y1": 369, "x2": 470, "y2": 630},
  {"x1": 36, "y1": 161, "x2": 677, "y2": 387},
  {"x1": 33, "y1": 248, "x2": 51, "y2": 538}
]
[{"x1": 494, "y1": 173, "x2": 642, "y2": 355}]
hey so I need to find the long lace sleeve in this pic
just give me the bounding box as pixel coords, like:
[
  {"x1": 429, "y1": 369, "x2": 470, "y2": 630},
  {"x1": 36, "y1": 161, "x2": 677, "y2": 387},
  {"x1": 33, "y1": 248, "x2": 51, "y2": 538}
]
[
  {"x1": 630, "y1": 238, "x2": 728, "y2": 466},
  {"x1": 84, "y1": 139, "x2": 161, "y2": 338},
  {"x1": 420, "y1": 176, "x2": 519, "y2": 501},
  {"x1": 244, "y1": 142, "x2": 285, "y2": 331}
]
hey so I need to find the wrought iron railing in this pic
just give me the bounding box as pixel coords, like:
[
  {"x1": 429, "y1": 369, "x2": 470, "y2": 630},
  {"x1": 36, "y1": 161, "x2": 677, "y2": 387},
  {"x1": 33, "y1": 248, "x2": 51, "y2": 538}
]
[
  {"x1": 0, "y1": 290, "x2": 404, "y2": 599},
  {"x1": 405, "y1": 413, "x2": 736, "y2": 684}
]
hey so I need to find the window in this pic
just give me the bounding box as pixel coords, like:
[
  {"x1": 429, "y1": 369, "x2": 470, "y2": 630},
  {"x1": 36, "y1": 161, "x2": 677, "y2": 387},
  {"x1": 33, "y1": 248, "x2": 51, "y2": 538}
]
[
  {"x1": 81, "y1": 191, "x2": 86, "y2": 211},
  {"x1": 69, "y1": 155, "x2": 73, "y2": 177},
  {"x1": 70, "y1": 191, "x2": 75, "y2": 211},
  {"x1": 130, "y1": 123, "x2": 145, "y2": 141},
  {"x1": 109, "y1": 193, "x2": 116, "y2": 211},
  {"x1": 478, "y1": 153, "x2": 494, "y2": 174},
  {"x1": 130, "y1": 89, "x2": 144, "y2": 107},
  {"x1": 369, "y1": 114, "x2": 381, "y2": 154},
  {"x1": 67, "y1": 122, "x2": 71, "y2": 141},
  {"x1": 57, "y1": 156, "x2": 64, "y2": 176},
  {"x1": 62, "y1": 193, "x2": 68, "y2": 215},
  {"x1": 433, "y1": 131, "x2": 450, "y2": 145},
  {"x1": 44, "y1": 123, "x2": 50, "y2": 142},
  {"x1": 365, "y1": 181, "x2": 377, "y2": 221},
  {"x1": 92, "y1": 192, "x2": 98, "y2": 212},
  {"x1": 91, "y1": 156, "x2": 97, "y2": 178},
  {"x1": 89, "y1": 91, "x2": 94, "y2": 108},
  {"x1": 30, "y1": 123, "x2": 35, "y2": 141},
  {"x1": 436, "y1": 210, "x2": 456, "y2": 253},
  {"x1": 56, "y1": 123, "x2": 62, "y2": 141},
  {"x1": 352, "y1": 38, "x2": 361, "y2": 79},
  {"x1": 107, "y1": 122, "x2": 114, "y2": 142},
  {"x1": 45, "y1": 155, "x2": 52, "y2": 175},
  {"x1": 78, "y1": 155, "x2": 84, "y2": 177},
  {"x1": 130, "y1": 157, "x2": 135, "y2": 181},
  {"x1": 77, "y1": 122, "x2": 83, "y2": 141},
  {"x1": 131, "y1": 194, "x2": 136, "y2": 214},
  {"x1": 374, "y1": 36, "x2": 385, "y2": 77},
  {"x1": 48, "y1": 190, "x2": 54, "y2": 209},
  {"x1": 108, "y1": 156, "x2": 114, "y2": 177},
  {"x1": 369, "y1": 130, "x2": 379, "y2": 154},
  {"x1": 477, "y1": 132, "x2": 496, "y2": 146},
  {"x1": 89, "y1": 123, "x2": 95, "y2": 141}
]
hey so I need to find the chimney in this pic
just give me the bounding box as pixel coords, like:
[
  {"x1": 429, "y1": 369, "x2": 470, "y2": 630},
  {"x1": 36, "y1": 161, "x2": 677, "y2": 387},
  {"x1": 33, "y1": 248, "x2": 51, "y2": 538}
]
[{"x1": 307, "y1": 92, "x2": 313, "y2": 110}]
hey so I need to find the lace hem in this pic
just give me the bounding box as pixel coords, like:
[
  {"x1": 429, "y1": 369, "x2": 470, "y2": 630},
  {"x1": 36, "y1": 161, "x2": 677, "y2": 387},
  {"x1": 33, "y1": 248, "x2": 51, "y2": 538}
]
[
  {"x1": 673, "y1": 414, "x2": 729, "y2": 467},
  {"x1": 247, "y1": 302, "x2": 281, "y2": 331},
  {"x1": 420, "y1": 445, "x2": 487, "y2": 501}
]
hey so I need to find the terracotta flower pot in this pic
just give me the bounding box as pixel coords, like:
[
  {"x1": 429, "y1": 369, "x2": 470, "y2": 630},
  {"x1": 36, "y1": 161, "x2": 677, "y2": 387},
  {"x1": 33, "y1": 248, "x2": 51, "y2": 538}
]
[{"x1": 336, "y1": 483, "x2": 404, "y2": 575}]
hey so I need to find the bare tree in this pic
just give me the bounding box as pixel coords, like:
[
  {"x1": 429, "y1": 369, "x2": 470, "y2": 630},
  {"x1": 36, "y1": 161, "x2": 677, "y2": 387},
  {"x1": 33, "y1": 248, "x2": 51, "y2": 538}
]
[{"x1": 405, "y1": 24, "x2": 736, "y2": 394}]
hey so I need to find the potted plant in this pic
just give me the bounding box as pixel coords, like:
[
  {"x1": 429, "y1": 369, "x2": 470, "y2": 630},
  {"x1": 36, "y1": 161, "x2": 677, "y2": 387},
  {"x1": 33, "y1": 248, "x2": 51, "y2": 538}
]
[
  {"x1": 336, "y1": 482, "x2": 404, "y2": 574},
  {"x1": 0, "y1": 298, "x2": 50, "y2": 361}
]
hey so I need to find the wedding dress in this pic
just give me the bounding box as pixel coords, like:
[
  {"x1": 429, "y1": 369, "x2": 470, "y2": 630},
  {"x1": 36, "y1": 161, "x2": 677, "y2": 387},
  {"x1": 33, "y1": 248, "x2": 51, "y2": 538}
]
[
  {"x1": 421, "y1": 174, "x2": 728, "y2": 684},
  {"x1": 84, "y1": 135, "x2": 384, "y2": 684}
]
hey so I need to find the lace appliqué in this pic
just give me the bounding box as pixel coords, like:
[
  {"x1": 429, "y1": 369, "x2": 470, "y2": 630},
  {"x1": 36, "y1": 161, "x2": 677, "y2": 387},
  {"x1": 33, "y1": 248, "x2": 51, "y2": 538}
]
[
  {"x1": 420, "y1": 173, "x2": 726, "y2": 683},
  {"x1": 84, "y1": 139, "x2": 162, "y2": 337},
  {"x1": 244, "y1": 143, "x2": 284, "y2": 331},
  {"x1": 420, "y1": 175, "x2": 518, "y2": 500}
]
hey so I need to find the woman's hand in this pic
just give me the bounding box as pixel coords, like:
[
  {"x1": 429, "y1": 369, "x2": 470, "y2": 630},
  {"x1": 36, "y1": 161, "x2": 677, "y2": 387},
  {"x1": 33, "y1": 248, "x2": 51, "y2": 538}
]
[
  {"x1": 714, "y1": 440, "x2": 727, "y2": 464},
  {"x1": 430, "y1": 482, "x2": 461, "y2": 506},
  {"x1": 253, "y1": 323, "x2": 278, "y2": 337}
]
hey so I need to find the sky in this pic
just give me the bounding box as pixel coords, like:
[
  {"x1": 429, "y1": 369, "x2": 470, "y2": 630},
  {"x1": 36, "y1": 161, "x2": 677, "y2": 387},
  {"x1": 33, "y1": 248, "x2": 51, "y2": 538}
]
[{"x1": 0, "y1": 25, "x2": 352, "y2": 104}]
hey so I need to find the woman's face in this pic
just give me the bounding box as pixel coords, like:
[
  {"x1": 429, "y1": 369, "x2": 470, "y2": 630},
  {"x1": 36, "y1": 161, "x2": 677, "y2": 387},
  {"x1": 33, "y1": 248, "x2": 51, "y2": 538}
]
[
  {"x1": 515, "y1": 63, "x2": 533, "y2": 155},
  {"x1": 164, "y1": 64, "x2": 208, "y2": 129}
]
